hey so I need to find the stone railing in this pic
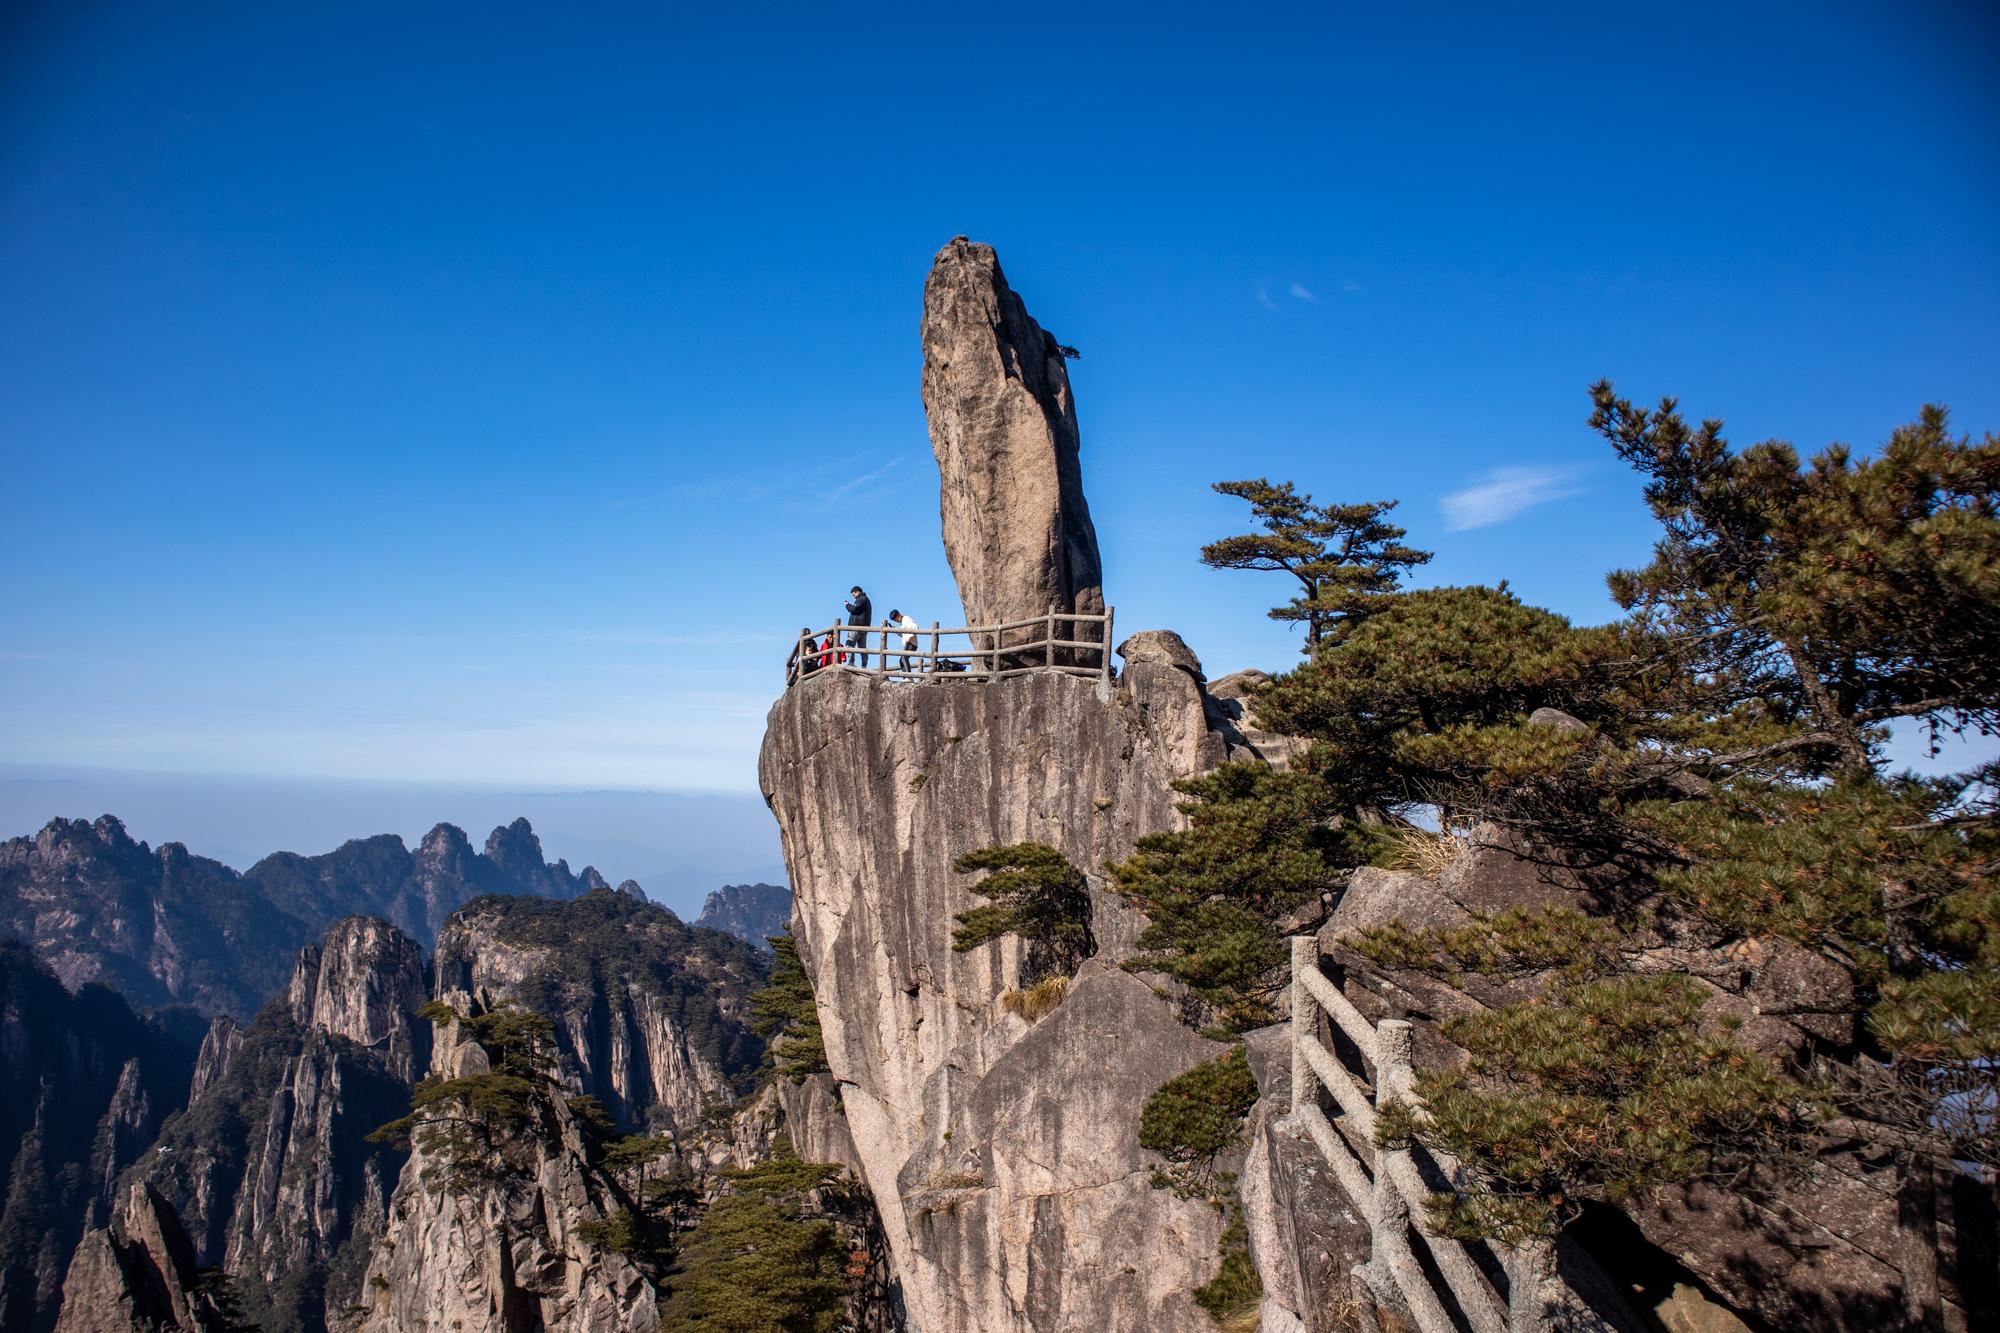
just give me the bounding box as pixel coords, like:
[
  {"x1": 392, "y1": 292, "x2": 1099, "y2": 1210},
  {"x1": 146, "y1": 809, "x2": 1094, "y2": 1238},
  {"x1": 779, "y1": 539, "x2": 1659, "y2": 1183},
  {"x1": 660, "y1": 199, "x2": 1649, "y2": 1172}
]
[
  {"x1": 787, "y1": 606, "x2": 1115, "y2": 689},
  {"x1": 1288, "y1": 935, "x2": 1551, "y2": 1333}
]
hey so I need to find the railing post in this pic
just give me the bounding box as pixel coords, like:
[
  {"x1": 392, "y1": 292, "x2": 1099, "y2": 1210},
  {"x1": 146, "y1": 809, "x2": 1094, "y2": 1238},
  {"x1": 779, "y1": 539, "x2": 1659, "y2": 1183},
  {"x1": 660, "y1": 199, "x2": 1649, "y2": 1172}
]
[
  {"x1": 1377, "y1": 1018, "x2": 1414, "y2": 1102},
  {"x1": 1503, "y1": 1243, "x2": 1552, "y2": 1331},
  {"x1": 1369, "y1": 1018, "x2": 1426, "y2": 1325},
  {"x1": 1289, "y1": 935, "x2": 1316, "y2": 1113},
  {"x1": 930, "y1": 621, "x2": 939, "y2": 675},
  {"x1": 1046, "y1": 605, "x2": 1056, "y2": 672},
  {"x1": 1101, "y1": 605, "x2": 1115, "y2": 692}
]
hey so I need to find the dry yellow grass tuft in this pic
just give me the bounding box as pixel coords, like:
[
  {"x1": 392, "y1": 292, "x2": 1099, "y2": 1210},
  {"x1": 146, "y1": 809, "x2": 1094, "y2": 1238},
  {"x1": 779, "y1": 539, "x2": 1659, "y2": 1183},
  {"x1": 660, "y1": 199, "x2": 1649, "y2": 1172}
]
[
  {"x1": 999, "y1": 974, "x2": 1070, "y2": 1022},
  {"x1": 1384, "y1": 825, "x2": 1466, "y2": 877}
]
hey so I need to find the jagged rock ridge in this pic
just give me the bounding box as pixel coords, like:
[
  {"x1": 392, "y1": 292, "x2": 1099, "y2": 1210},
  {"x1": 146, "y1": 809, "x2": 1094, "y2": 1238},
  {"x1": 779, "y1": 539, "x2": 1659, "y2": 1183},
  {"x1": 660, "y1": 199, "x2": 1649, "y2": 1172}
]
[
  {"x1": 0, "y1": 814, "x2": 606, "y2": 1017},
  {"x1": 78, "y1": 917, "x2": 426, "y2": 1333},
  {"x1": 55, "y1": 891, "x2": 851, "y2": 1332},
  {"x1": 693, "y1": 881, "x2": 791, "y2": 951}
]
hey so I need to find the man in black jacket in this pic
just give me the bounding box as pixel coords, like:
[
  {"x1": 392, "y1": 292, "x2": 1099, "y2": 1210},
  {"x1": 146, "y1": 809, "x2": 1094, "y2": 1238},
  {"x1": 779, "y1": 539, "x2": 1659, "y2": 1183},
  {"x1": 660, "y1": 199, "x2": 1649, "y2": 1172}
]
[{"x1": 845, "y1": 586, "x2": 873, "y2": 668}]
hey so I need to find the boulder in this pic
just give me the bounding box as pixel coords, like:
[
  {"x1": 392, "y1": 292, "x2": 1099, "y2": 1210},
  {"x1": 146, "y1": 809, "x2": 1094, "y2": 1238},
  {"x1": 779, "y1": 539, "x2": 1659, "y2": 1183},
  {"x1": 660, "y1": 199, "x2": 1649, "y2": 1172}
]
[
  {"x1": 1116, "y1": 629, "x2": 1206, "y2": 680},
  {"x1": 920, "y1": 238, "x2": 1105, "y2": 633}
]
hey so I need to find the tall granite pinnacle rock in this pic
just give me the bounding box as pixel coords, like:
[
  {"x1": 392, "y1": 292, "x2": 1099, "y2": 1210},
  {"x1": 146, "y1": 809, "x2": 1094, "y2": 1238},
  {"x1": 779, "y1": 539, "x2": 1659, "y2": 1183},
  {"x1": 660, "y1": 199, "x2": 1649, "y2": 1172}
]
[
  {"x1": 921, "y1": 237, "x2": 1105, "y2": 630},
  {"x1": 765, "y1": 244, "x2": 1257, "y2": 1332}
]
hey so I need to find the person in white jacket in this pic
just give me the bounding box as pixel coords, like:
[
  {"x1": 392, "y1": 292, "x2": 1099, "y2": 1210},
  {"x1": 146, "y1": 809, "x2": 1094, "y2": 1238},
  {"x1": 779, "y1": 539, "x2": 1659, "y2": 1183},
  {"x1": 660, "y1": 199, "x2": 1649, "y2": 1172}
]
[{"x1": 888, "y1": 609, "x2": 921, "y2": 672}]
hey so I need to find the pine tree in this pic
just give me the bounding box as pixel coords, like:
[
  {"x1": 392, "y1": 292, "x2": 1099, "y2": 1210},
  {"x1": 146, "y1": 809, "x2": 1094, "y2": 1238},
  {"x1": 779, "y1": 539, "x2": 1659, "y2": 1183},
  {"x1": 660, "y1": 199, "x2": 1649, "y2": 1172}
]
[
  {"x1": 1589, "y1": 382, "x2": 2000, "y2": 773},
  {"x1": 1173, "y1": 389, "x2": 1998, "y2": 1315},
  {"x1": 950, "y1": 843, "x2": 1096, "y2": 986},
  {"x1": 751, "y1": 934, "x2": 828, "y2": 1080},
  {"x1": 1109, "y1": 763, "x2": 1339, "y2": 1030},
  {"x1": 657, "y1": 1139, "x2": 851, "y2": 1333},
  {"x1": 368, "y1": 1001, "x2": 570, "y2": 1184},
  {"x1": 1202, "y1": 478, "x2": 1431, "y2": 648}
]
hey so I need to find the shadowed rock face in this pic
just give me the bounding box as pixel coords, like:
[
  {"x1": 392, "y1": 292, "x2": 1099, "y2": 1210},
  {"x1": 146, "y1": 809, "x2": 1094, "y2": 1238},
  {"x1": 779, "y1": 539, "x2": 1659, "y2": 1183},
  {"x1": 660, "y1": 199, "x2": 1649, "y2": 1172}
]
[
  {"x1": 921, "y1": 237, "x2": 1104, "y2": 631},
  {"x1": 0, "y1": 942, "x2": 196, "y2": 1333},
  {"x1": 54, "y1": 1184, "x2": 226, "y2": 1333}
]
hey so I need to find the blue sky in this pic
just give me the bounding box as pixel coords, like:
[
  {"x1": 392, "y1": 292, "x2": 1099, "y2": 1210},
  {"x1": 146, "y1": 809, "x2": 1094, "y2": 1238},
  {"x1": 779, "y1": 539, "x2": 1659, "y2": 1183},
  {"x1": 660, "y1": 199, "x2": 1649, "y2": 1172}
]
[{"x1": 3, "y1": 1, "x2": 1997, "y2": 819}]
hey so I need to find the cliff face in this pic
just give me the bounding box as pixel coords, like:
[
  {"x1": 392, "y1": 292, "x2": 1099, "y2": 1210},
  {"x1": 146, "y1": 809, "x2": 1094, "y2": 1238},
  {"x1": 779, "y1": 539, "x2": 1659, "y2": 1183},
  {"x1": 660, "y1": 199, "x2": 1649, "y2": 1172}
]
[
  {"x1": 760, "y1": 655, "x2": 1238, "y2": 1332},
  {"x1": 103, "y1": 917, "x2": 425, "y2": 1333},
  {"x1": 431, "y1": 891, "x2": 767, "y2": 1133},
  {"x1": 351, "y1": 1015, "x2": 661, "y2": 1333}
]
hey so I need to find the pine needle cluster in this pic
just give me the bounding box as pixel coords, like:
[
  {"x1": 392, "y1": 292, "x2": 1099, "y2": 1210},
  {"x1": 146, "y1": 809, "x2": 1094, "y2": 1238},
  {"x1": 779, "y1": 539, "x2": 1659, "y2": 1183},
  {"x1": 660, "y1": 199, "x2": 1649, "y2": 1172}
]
[
  {"x1": 1137, "y1": 1048, "x2": 1259, "y2": 1197},
  {"x1": 950, "y1": 843, "x2": 1096, "y2": 987}
]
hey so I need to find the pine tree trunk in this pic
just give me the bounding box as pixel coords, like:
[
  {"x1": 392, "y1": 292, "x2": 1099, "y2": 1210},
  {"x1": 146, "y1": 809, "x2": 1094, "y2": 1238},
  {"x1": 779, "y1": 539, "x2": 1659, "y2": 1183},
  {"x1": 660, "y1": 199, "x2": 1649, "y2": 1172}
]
[{"x1": 1897, "y1": 1158, "x2": 1943, "y2": 1331}]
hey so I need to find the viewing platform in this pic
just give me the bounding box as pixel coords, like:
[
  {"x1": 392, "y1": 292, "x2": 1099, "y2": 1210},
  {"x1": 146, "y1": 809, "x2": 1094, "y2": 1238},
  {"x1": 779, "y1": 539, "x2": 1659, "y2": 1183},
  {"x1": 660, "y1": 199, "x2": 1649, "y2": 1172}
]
[{"x1": 787, "y1": 607, "x2": 1115, "y2": 689}]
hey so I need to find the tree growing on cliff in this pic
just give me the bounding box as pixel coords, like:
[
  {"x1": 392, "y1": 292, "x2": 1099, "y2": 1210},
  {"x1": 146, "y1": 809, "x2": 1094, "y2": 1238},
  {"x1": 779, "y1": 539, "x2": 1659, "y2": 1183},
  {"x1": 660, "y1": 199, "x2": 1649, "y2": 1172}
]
[
  {"x1": 368, "y1": 1001, "x2": 570, "y2": 1184},
  {"x1": 751, "y1": 934, "x2": 828, "y2": 1080},
  {"x1": 1201, "y1": 478, "x2": 1430, "y2": 648},
  {"x1": 950, "y1": 843, "x2": 1096, "y2": 987},
  {"x1": 1109, "y1": 763, "x2": 1339, "y2": 1031},
  {"x1": 657, "y1": 1139, "x2": 852, "y2": 1333}
]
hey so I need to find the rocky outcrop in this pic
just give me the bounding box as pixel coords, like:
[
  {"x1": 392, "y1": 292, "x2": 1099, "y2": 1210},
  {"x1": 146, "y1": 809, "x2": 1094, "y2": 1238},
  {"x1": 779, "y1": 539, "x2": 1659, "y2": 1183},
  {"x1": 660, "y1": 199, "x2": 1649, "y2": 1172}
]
[
  {"x1": 74, "y1": 918, "x2": 426, "y2": 1333},
  {"x1": 762, "y1": 654, "x2": 1237, "y2": 1331},
  {"x1": 187, "y1": 1018, "x2": 240, "y2": 1103},
  {"x1": 53, "y1": 1184, "x2": 228, "y2": 1333},
  {"x1": 693, "y1": 881, "x2": 791, "y2": 951},
  {"x1": 920, "y1": 237, "x2": 1104, "y2": 632},
  {"x1": 287, "y1": 917, "x2": 429, "y2": 1083},
  {"x1": 0, "y1": 941, "x2": 196, "y2": 1333},
  {"x1": 1207, "y1": 668, "x2": 1308, "y2": 769},
  {"x1": 431, "y1": 890, "x2": 767, "y2": 1134},
  {"x1": 350, "y1": 1019, "x2": 659, "y2": 1333}
]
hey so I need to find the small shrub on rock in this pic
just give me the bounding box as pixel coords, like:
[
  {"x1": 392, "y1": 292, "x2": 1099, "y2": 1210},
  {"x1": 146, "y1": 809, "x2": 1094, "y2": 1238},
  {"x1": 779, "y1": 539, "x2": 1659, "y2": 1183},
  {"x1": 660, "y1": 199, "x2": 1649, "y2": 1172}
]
[{"x1": 1138, "y1": 1047, "x2": 1258, "y2": 1197}]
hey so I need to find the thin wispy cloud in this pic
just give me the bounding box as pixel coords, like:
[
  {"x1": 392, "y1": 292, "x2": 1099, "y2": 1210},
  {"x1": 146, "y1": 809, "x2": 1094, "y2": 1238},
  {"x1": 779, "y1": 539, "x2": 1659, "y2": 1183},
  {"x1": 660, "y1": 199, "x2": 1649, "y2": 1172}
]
[
  {"x1": 817, "y1": 455, "x2": 906, "y2": 507},
  {"x1": 610, "y1": 451, "x2": 911, "y2": 513},
  {"x1": 1288, "y1": 282, "x2": 1319, "y2": 303},
  {"x1": 1440, "y1": 465, "x2": 1587, "y2": 532},
  {"x1": 1256, "y1": 284, "x2": 1279, "y2": 311}
]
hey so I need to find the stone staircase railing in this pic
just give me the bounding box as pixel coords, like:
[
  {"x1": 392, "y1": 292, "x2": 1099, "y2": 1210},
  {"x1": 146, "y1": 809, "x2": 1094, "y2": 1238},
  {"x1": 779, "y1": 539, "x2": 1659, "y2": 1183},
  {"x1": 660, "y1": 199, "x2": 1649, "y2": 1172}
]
[
  {"x1": 789, "y1": 606, "x2": 1115, "y2": 688},
  {"x1": 1288, "y1": 935, "x2": 1551, "y2": 1333}
]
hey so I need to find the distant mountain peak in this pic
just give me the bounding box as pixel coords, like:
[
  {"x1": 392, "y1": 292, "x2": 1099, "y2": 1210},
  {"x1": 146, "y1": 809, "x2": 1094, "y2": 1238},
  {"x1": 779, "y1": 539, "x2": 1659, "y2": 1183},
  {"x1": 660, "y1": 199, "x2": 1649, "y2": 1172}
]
[{"x1": 694, "y1": 882, "x2": 791, "y2": 951}]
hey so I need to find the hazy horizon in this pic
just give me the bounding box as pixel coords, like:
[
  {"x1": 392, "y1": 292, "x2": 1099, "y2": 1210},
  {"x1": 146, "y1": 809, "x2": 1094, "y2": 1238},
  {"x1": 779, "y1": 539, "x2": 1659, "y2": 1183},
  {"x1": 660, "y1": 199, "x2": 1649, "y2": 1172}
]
[{"x1": 0, "y1": 762, "x2": 784, "y2": 922}]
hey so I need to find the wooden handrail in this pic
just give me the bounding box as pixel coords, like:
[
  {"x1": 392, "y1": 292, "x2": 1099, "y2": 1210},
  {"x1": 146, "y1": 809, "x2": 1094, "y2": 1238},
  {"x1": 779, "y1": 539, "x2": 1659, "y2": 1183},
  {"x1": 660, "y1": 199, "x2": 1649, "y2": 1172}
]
[
  {"x1": 1288, "y1": 935, "x2": 1544, "y2": 1333},
  {"x1": 787, "y1": 606, "x2": 1118, "y2": 691},
  {"x1": 799, "y1": 613, "x2": 1112, "y2": 640}
]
